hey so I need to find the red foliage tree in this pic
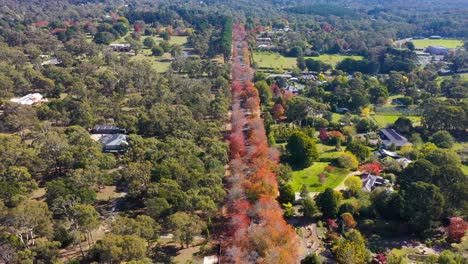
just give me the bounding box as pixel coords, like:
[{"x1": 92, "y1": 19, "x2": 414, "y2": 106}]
[
  {"x1": 327, "y1": 219, "x2": 338, "y2": 230},
  {"x1": 272, "y1": 104, "x2": 285, "y2": 119},
  {"x1": 319, "y1": 128, "x2": 329, "y2": 141},
  {"x1": 447, "y1": 217, "x2": 467, "y2": 242},
  {"x1": 359, "y1": 162, "x2": 382, "y2": 175},
  {"x1": 283, "y1": 90, "x2": 294, "y2": 101},
  {"x1": 134, "y1": 23, "x2": 142, "y2": 33}
]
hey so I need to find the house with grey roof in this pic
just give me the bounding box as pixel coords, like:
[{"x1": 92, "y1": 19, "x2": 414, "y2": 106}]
[
  {"x1": 379, "y1": 128, "x2": 411, "y2": 149},
  {"x1": 361, "y1": 173, "x2": 392, "y2": 192},
  {"x1": 100, "y1": 134, "x2": 128, "y2": 153}
]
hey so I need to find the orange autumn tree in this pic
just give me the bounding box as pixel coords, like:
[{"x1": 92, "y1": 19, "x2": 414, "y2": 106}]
[{"x1": 223, "y1": 24, "x2": 300, "y2": 263}]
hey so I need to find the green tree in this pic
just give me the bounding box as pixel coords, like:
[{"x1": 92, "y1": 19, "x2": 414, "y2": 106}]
[
  {"x1": 151, "y1": 46, "x2": 164, "y2": 56},
  {"x1": 70, "y1": 204, "x2": 100, "y2": 257},
  {"x1": 316, "y1": 188, "x2": 339, "y2": 218},
  {"x1": 301, "y1": 253, "x2": 321, "y2": 264},
  {"x1": 333, "y1": 229, "x2": 368, "y2": 264},
  {"x1": 143, "y1": 37, "x2": 156, "y2": 48},
  {"x1": 346, "y1": 141, "x2": 370, "y2": 162},
  {"x1": 425, "y1": 148, "x2": 461, "y2": 167},
  {"x1": 302, "y1": 197, "x2": 318, "y2": 219},
  {"x1": 94, "y1": 234, "x2": 148, "y2": 262},
  {"x1": 112, "y1": 215, "x2": 160, "y2": 242},
  {"x1": 9, "y1": 200, "x2": 53, "y2": 248},
  {"x1": 338, "y1": 152, "x2": 359, "y2": 170},
  {"x1": 400, "y1": 182, "x2": 445, "y2": 233},
  {"x1": 254, "y1": 80, "x2": 272, "y2": 104},
  {"x1": 344, "y1": 176, "x2": 363, "y2": 194},
  {"x1": 437, "y1": 250, "x2": 464, "y2": 264},
  {"x1": 394, "y1": 117, "x2": 413, "y2": 134},
  {"x1": 168, "y1": 212, "x2": 206, "y2": 248},
  {"x1": 430, "y1": 131, "x2": 455, "y2": 149},
  {"x1": 286, "y1": 131, "x2": 319, "y2": 169},
  {"x1": 279, "y1": 184, "x2": 296, "y2": 204}
]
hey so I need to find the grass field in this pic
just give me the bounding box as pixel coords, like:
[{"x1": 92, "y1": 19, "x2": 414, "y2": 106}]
[
  {"x1": 253, "y1": 52, "x2": 363, "y2": 69},
  {"x1": 290, "y1": 162, "x2": 349, "y2": 192},
  {"x1": 437, "y1": 73, "x2": 468, "y2": 83},
  {"x1": 372, "y1": 114, "x2": 421, "y2": 127},
  {"x1": 411, "y1": 39, "x2": 463, "y2": 49},
  {"x1": 140, "y1": 35, "x2": 188, "y2": 46}
]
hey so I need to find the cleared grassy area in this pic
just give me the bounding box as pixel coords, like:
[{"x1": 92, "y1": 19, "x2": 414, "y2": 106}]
[
  {"x1": 318, "y1": 143, "x2": 344, "y2": 161},
  {"x1": 411, "y1": 39, "x2": 463, "y2": 49},
  {"x1": 253, "y1": 52, "x2": 363, "y2": 69},
  {"x1": 437, "y1": 73, "x2": 468, "y2": 84},
  {"x1": 132, "y1": 48, "x2": 173, "y2": 72},
  {"x1": 313, "y1": 54, "x2": 363, "y2": 67},
  {"x1": 139, "y1": 35, "x2": 189, "y2": 46},
  {"x1": 290, "y1": 162, "x2": 349, "y2": 192},
  {"x1": 372, "y1": 114, "x2": 421, "y2": 127}
]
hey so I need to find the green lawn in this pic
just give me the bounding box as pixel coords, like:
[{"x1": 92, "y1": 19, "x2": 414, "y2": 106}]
[
  {"x1": 132, "y1": 48, "x2": 172, "y2": 72},
  {"x1": 317, "y1": 143, "x2": 343, "y2": 161},
  {"x1": 140, "y1": 35, "x2": 188, "y2": 46},
  {"x1": 411, "y1": 39, "x2": 463, "y2": 49},
  {"x1": 253, "y1": 52, "x2": 363, "y2": 69},
  {"x1": 312, "y1": 54, "x2": 363, "y2": 67},
  {"x1": 290, "y1": 162, "x2": 349, "y2": 192},
  {"x1": 372, "y1": 114, "x2": 421, "y2": 128},
  {"x1": 437, "y1": 73, "x2": 468, "y2": 84}
]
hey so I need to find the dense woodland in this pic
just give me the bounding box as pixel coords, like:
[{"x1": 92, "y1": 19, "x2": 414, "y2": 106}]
[{"x1": 0, "y1": 0, "x2": 466, "y2": 263}]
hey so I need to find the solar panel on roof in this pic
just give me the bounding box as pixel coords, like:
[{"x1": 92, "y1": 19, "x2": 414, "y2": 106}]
[{"x1": 387, "y1": 129, "x2": 402, "y2": 140}]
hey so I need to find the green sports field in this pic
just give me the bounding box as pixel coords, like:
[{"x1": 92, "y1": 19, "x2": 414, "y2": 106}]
[
  {"x1": 411, "y1": 39, "x2": 463, "y2": 49},
  {"x1": 253, "y1": 52, "x2": 363, "y2": 69}
]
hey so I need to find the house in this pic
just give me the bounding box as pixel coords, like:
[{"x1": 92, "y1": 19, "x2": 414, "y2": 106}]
[
  {"x1": 396, "y1": 158, "x2": 412, "y2": 168},
  {"x1": 266, "y1": 74, "x2": 293, "y2": 79},
  {"x1": 41, "y1": 58, "x2": 62, "y2": 66},
  {"x1": 376, "y1": 148, "x2": 400, "y2": 159},
  {"x1": 91, "y1": 125, "x2": 126, "y2": 134},
  {"x1": 203, "y1": 256, "x2": 218, "y2": 264},
  {"x1": 425, "y1": 46, "x2": 450, "y2": 55},
  {"x1": 10, "y1": 93, "x2": 48, "y2": 105},
  {"x1": 335, "y1": 107, "x2": 349, "y2": 114},
  {"x1": 109, "y1": 44, "x2": 131, "y2": 52},
  {"x1": 100, "y1": 134, "x2": 128, "y2": 153},
  {"x1": 361, "y1": 174, "x2": 391, "y2": 192},
  {"x1": 379, "y1": 128, "x2": 411, "y2": 149}
]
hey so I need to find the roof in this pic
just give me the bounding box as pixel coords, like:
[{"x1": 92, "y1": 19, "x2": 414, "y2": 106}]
[
  {"x1": 396, "y1": 158, "x2": 412, "y2": 168},
  {"x1": 379, "y1": 149, "x2": 399, "y2": 158},
  {"x1": 10, "y1": 93, "x2": 47, "y2": 105},
  {"x1": 266, "y1": 74, "x2": 293, "y2": 79},
  {"x1": 100, "y1": 134, "x2": 128, "y2": 153},
  {"x1": 361, "y1": 174, "x2": 391, "y2": 192},
  {"x1": 380, "y1": 128, "x2": 410, "y2": 148},
  {"x1": 41, "y1": 58, "x2": 62, "y2": 66},
  {"x1": 203, "y1": 256, "x2": 219, "y2": 264},
  {"x1": 91, "y1": 125, "x2": 126, "y2": 134}
]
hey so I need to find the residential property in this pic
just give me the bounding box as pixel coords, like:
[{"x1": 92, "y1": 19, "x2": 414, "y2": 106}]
[
  {"x1": 109, "y1": 44, "x2": 131, "y2": 52},
  {"x1": 335, "y1": 107, "x2": 349, "y2": 114},
  {"x1": 41, "y1": 58, "x2": 62, "y2": 66},
  {"x1": 91, "y1": 125, "x2": 126, "y2": 134},
  {"x1": 379, "y1": 128, "x2": 411, "y2": 149},
  {"x1": 425, "y1": 45, "x2": 450, "y2": 55},
  {"x1": 361, "y1": 173, "x2": 392, "y2": 192},
  {"x1": 10, "y1": 93, "x2": 48, "y2": 105},
  {"x1": 100, "y1": 134, "x2": 128, "y2": 153}
]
